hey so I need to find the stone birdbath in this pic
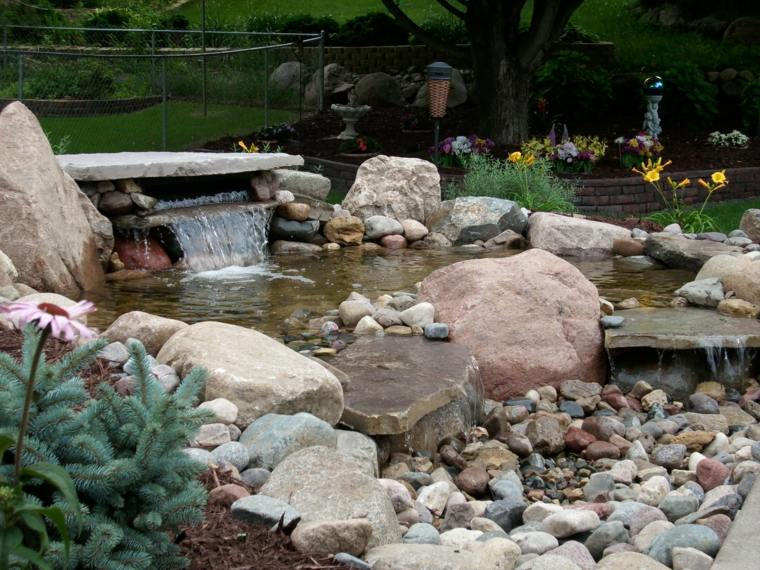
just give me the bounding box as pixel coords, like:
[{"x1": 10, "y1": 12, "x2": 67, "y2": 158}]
[{"x1": 331, "y1": 91, "x2": 371, "y2": 140}]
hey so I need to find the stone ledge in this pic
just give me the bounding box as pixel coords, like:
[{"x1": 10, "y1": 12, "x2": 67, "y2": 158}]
[
  {"x1": 58, "y1": 152, "x2": 304, "y2": 181},
  {"x1": 712, "y1": 477, "x2": 760, "y2": 569}
]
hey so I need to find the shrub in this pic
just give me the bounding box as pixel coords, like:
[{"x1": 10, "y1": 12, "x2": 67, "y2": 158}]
[
  {"x1": 24, "y1": 59, "x2": 116, "y2": 100},
  {"x1": 410, "y1": 16, "x2": 468, "y2": 45},
  {"x1": 560, "y1": 22, "x2": 600, "y2": 43},
  {"x1": 0, "y1": 327, "x2": 209, "y2": 569},
  {"x1": 660, "y1": 63, "x2": 718, "y2": 128},
  {"x1": 280, "y1": 14, "x2": 340, "y2": 38},
  {"x1": 332, "y1": 13, "x2": 408, "y2": 46},
  {"x1": 450, "y1": 154, "x2": 577, "y2": 213},
  {"x1": 533, "y1": 50, "x2": 613, "y2": 124}
]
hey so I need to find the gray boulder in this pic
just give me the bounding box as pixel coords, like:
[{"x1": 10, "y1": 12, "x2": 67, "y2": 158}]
[
  {"x1": 675, "y1": 277, "x2": 725, "y2": 307},
  {"x1": 427, "y1": 197, "x2": 528, "y2": 245},
  {"x1": 269, "y1": 61, "x2": 305, "y2": 92},
  {"x1": 354, "y1": 72, "x2": 404, "y2": 107}
]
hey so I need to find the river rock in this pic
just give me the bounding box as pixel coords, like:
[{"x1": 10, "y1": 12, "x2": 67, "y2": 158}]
[
  {"x1": 380, "y1": 234, "x2": 407, "y2": 249},
  {"x1": 261, "y1": 446, "x2": 401, "y2": 548},
  {"x1": 675, "y1": 277, "x2": 725, "y2": 307},
  {"x1": 542, "y1": 510, "x2": 600, "y2": 538},
  {"x1": 211, "y1": 442, "x2": 250, "y2": 471},
  {"x1": 526, "y1": 416, "x2": 565, "y2": 455},
  {"x1": 271, "y1": 240, "x2": 323, "y2": 254},
  {"x1": 597, "y1": 551, "x2": 669, "y2": 569},
  {"x1": 231, "y1": 494, "x2": 301, "y2": 528},
  {"x1": 647, "y1": 524, "x2": 720, "y2": 566},
  {"x1": 102, "y1": 310, "x2": 188, "y2": 355},
  {"x1": 426, "y1": 196, "x2": 528, "y2": 245},
  {"x1": 401, "y1": 219, "x2": 429, "y2": 242},
  {"x1": 365, "y1": 539, "x2": 520, "y2": 570},
  {"x1": 364, "y1": 215, "x2": 404, "y2": 240},
  {"x1": 114, "y1": 236, "x2": 172, "y2": 271},
  {"x1": 585, "y1": 521, "x2": 629, "y2": 560},
  {"x1": 270, "y1": 216, "x2": 319, "y2": 242},
  {"x1": 0, "y1": 109, "x2": 109, "y2": 291},
  {"x1": 717, "y1": 298, "x2": 760, "y2": 318},
  {"x1": 418, "y1": 249, "x2": 605, "y2": 400},
  {"x1": 339, "y1": 292, "x2": 374, "y2": 328},
  {"x1": 324, "y1": 216, "x2": 365, "y2": 246},
  {"x1": 527, "y1": 213, "x2": 630, "y2": 257},
  {"x1": 291, "y1": 519, "x2": 373, "y2": 557},
  {"x1": 404, "y1": 523, "x2": 441, "y2": 545},
  {"x1": 342, "y1": 155, "x2": 441, "y2": 223},
  {"x1": 273, "y1": 169, "x2": 330, "y2": 201},
  {"x1": 157, "y1": 321, "x2": 344, "y2": 426},
  {"x1": 239, "y1": 412, "x2": 336, "y2": 470}
]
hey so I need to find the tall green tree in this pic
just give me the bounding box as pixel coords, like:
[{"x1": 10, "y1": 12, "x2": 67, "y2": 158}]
[{"x1": 381, "y1": 0, "x2": 584, "y2": 144}]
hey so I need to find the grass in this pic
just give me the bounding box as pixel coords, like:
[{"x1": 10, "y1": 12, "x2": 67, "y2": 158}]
[
  {"x1": 40, "y1": 101, "x2": 296, "y2": 153},
  {"x1": 703, "y1": 199, "x2": 760, "y2": 233}
]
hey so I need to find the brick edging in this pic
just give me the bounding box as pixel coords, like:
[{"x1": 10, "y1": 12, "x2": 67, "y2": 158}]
[{"x1": 304, "y1": 156, "x2": 760, "y2": 215}]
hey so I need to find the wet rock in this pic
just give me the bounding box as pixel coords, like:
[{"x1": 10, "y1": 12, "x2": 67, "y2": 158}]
[{"x1": 324, "y1": 216, "x2": 365, "y2": 246}]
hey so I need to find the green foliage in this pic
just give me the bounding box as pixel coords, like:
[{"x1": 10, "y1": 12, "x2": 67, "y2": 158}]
[
  {"x1": 332, "y1": 13, "x2": 409, "y2": 46},
  {"x1": 409, "y1": 16, "x2": 468, "y2": 45},
  {"x1": 647, "y1": 209, "x2": 718, "y2": 233},
  {"x1": 660, "y1": 63, "x2": 718, "y2": 128},
  {"x1": 447, "y1": 155, "x2": 577, "y2": 213},
  {"x1": 741, "y1": 79, "x2": 760, "y2": 135},
  {"x1": 0, "y1": 329, "x2": 209, "y2": 569},
  {"x1": 22, "y1": 60, "x2": 117, "y2": 100},
  {"x1": 279, "y1": 14, "x2": 340, "y2": 37},
  {"x1": 533, "y1": 51, "x2": 613, "y2": 124},
  {"x1": 560, "y1": 22, "x2": 600, "y2": 43}
]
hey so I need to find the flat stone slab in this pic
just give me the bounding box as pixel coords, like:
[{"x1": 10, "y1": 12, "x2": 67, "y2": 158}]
[
  {"x1": 645, "y1": 233, "x2": 743, "y2": 272},
  {"x1": 712, "y1": 478, "x2": 760, "y2": 569},
  {"x1": 605, "y1": 308, "x2": 760, "y2": 350},
  {"x1": 58, "y1": 152, "x2": 303, "y2": 181},
  {"x1": 331, "y1": 336, "x2": 481, "y2": 436}
]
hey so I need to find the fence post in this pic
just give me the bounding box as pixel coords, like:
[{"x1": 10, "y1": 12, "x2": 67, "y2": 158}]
[
  {"x1": 161, "y1": 57, "x2": 167, "y2": 151},
  {"x1": 318, "y1": 30, "x2": 325, "y2": 111},
  {"x1": 16, "y1": 53, "x2": 23, "y2": 100},
  {"x1": 264, "y1": 46, "x2": 269, "y2": 129},
  {"x1": 201, "y1": 0, "x2": 207, "y2": 116},
  {"x1": 151, "y1": 30, "x2": 156, "y2": 92},
  {"x1": 2, "y1": 23, "x2": 7, "y2": 74}
]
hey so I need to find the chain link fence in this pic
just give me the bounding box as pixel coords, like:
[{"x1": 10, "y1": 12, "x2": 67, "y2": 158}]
[{"x1": 0, "y1": 25, "x2": 325, "y2": 153}]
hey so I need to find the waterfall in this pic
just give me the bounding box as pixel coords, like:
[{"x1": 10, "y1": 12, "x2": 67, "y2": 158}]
[
  {"x1": 168, "y1": 205, "x2": 271, "y2": 272},
  {"x1": 154, "y1": 190, "x2": 249, "y2": 211}
]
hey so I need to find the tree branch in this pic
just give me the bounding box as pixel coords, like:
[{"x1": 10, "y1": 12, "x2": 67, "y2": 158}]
[
  {"x1": 435, "y1": 0, "x2": 466, "y2": 20},
  {"x1": 518, "y1": 0, "x2": 583, "y2": 69},
  {"x1": 381, "y1": 0, "x2": 463, "y2": 57}
]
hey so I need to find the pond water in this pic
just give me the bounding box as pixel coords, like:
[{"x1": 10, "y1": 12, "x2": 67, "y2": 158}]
[{"x1": 88, "y1": 248, "x2": 694, "y2": 338}]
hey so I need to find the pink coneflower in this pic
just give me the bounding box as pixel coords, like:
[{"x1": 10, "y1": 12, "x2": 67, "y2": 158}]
[{"x1": 0, "y1": 300, "x2": 96, "y2": 341}]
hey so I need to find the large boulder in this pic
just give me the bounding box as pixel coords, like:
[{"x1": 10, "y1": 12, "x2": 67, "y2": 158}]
[
  {"x1": 418, "y1": 249, "x2": 606, "y2": 400},
  {"x1": 272, "y1": 169, "x2": 330, "y2": 201},
  {"x1": 527, "y1": 213, "x2": 630, "y2": 257},
  {"x1": 413, "y1": 68, "x2": 468, "y2": 109},
  {"x1": 0, "y1": 102, "x2": 107, "y2": 296},
  {"x1": 427, "y1": 197, "x2": 528, "y2": 245},
  {"x1": 354, "y1": 72, "x2": 404, "y2": 107},
  {"x1": 269, "y1": 61, "x2": 305, "y2": 92},
  {"x1": 157, "y1": 321, "x2": 344, "y2": 427},
  {"x1": 723, "y1": 17, "x2": 760, "y2": 44},
  {"x1": 740, "y1": 209, "x2": 760, "y2": 241},
  {"x1": 260, "y1": 446, "x2": 400, "y2": 548},
  {"x1": 697, "y1": 254, "x2": 760, "y2": 305},
  {"x1": 102, "y1": 310, "x2": 188, "y2": 355},
  {"x1": 0, "y1": 249, "x2": 18, "y2": 288},
  {"x1": 305, "y1": 63, "x2": 353, "y2": 107},
  {"x1": 342, "y1": 155, "x2": 441, "y2": 223}
]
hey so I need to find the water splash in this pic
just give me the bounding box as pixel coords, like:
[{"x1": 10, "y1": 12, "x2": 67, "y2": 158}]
[
  {"x1": 186, "y1": 264, "x2": 315, "y2": 284},
  {"x1": 701, "y1": 335, "x2": 751, "y2": 387},
  {"x1": 168, "y1": 206, "x2": 270, "y2": 272},
  {"x1": 154, "y1": 190, "x2": 249, "y2": 211}
]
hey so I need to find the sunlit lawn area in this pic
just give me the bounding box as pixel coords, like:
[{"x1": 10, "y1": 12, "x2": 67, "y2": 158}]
[
  {"x1": 703, "y1": 199, "x2": 760, "y2": 233},
  {"x1": 40, "y1": 101, "x2": 296, "y2": 153}
]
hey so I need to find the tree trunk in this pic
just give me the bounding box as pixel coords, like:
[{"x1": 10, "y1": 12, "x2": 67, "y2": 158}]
[
  {"x1": 472, "y1": 53, "x2": 532, "y2": 145},
  {"x1": 467, "y1": 5, "x2": 533, "y2": 145}
]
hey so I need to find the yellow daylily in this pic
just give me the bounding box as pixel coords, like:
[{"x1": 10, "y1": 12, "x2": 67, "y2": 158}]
[
  {"x1": 238, "y1": 140, "x2": 259, "y2": 153},
  {"x1": 524, "y1": 154, "x2": 536, "y2": 166},
  {"x1": 644, "y1": 170, "x2": 660, "y2": 183},
  {"x1": 711, "y1": 170, "x2": 727, "y2": 185},
  {"x1": 508, "y1": 151, "x2": 522, "y2": 163}
]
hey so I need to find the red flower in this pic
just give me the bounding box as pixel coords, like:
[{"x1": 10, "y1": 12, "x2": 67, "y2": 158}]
[{"x1": 358, "y1": 138, "x2": 367, "y2": 152}]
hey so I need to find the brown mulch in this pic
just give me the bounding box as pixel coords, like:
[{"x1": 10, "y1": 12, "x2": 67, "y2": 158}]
[
  {"x1": 202, "y1": 105, "x2": 759, "y2": 177},
  {"x1": 0, "y1": 329, "x2": 113, "y2": 397},
  {"x1": 180, "y1": 467, "x2": 344, "y2": 570}
]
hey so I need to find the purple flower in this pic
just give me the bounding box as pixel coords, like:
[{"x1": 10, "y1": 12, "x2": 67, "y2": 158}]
[{"x1": 0, "y1": 300, "x2": 97, "y2": 341}]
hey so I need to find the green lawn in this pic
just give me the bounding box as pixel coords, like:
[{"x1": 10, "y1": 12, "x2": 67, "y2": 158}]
[
  {"x1": 703, "y1": 199, "x2": 760, "y2": 233},
  {"x1": 177, "y1": 0, "x2": 448, "y2": 25},
  {"x1": 40, "y1": 101, "x2": 296, "y2": 153}
]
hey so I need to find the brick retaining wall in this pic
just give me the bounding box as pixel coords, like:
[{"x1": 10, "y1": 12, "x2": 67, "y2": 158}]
[{"x1": 304, "y1": 156, "x2": 760, "y2": 215}]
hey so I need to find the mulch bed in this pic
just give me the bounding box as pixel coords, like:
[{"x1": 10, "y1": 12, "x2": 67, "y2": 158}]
[
  {"x1": 0, "y1": 329, "x2": 113, "y2": 398},
  {"x1": 180, "y1": 468, "x2": 344, "y2": 570},
  {"x1": 0, "y1": 328, "x2": 344, "y2": 570},
  {"x1": 203, "y1": 105, "x2": 759, "y2": 177}
]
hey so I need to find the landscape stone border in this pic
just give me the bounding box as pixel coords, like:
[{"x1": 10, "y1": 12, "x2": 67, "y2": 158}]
[
  {"x1": 711, "y1": 477, "x2": 760, "y2": 569},
  {"x1": 304, "y1": 157, "x2": 760, "y2": 215}
]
